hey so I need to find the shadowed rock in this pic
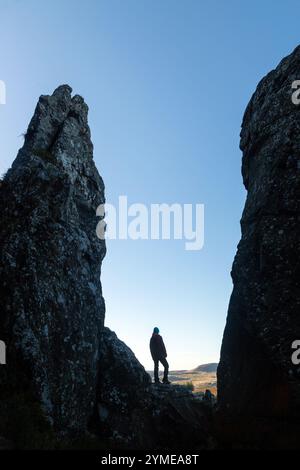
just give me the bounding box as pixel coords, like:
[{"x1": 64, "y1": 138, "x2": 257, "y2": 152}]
[
  {"x1": 0, "y1": 85, "x2": 106, "y2": 435},
  {"x1": 218, "y1": 46, "x2": 300, "y2": 447},
  {"x1": 97, "y1": 329, "x2": 214, "y2": 450},
  {"x1": 0, "y1": 86, "x2": 213, "y2": 449}
]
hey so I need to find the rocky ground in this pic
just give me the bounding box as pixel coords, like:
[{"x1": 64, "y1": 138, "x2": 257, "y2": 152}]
[{"x1": 148, "y1": 363, "x2": 217, "y2": 395}]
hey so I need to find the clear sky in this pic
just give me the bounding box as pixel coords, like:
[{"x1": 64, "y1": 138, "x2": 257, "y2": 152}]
[{"x1": 1, "y1": 0, "x2": 300, "y2": 370}]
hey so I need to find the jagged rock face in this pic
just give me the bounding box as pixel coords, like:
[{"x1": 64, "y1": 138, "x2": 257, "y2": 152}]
[
  {"x1": 0, "y1": 85, "x2": 214, "y2": 449},
  {"x1": 218, "y1": 46, "x2": 300, "y2": 421},
  {"x1": 0, "y1": 85, "x2": 106, "y2": 435}
]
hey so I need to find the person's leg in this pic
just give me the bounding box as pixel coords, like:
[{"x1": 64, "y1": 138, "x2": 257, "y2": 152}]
[
  {"x1": 154, "y1": 360, "x2": 159, "y2": 383},
  {"x1": 160, "y1": 358, "x2": 169, "y2": 383}
]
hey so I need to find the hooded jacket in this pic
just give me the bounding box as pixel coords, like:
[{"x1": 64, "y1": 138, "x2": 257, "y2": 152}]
[{"x1": 150, "y1": 333, "x2": 167, "y2": 361}]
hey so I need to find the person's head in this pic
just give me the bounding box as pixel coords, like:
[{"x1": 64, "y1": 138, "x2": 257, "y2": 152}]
[{"x1": 153, "y1": 327, "x2": 159, "y2": 334}]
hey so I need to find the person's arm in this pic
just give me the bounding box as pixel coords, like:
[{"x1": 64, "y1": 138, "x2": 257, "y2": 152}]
[
  {"x1": 161, "y1": 337, "x2": 167, "y2": 358},
  {"x1": 150, "y1": 338, "x2": 155, "y2": 360}
]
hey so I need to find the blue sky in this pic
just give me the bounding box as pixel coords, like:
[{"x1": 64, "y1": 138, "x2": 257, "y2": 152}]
[{"x1": 1, "y1": 0, "x2": 300, "y2": 370}]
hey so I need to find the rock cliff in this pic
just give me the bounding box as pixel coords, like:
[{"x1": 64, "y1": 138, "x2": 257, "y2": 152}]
[
  {"x1": 218, "y1": 46, "x2": 300, "y2": 446},
  {"x1": 0, "y1": 85, "x2": 213, "y2": 449},
  {"x1": 0, "y1": 85, "x2": 106, "y2": 436}
]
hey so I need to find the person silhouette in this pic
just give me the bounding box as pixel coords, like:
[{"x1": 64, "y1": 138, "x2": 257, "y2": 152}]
[{"x1": 149, "y1": 327, "x2": 170, "y2": 384}]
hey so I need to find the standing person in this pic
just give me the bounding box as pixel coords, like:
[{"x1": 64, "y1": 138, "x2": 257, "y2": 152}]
[{"x1": 150, "y1": 327, "x2": 170, "y2": 384}]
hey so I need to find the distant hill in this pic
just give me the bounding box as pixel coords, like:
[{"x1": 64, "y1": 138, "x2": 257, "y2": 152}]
[
  {"x1": 192, "y1": 363, "x2": 218, "y2": 373},
  {"x1": 147, "y1": 362, "x2": 218, "y2": 395}
]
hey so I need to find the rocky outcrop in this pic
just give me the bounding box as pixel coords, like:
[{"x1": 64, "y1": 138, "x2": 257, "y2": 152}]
[
  {"x1": 0, "y1": 85, "x2": 213, "y2": 449},
  {"x1": 97, "y1": 328, "x2": 214, "y2": 450},
  {"x1": 218, "y1": 46, "x2": 300, "y2": 445},
  {"x1": 0, "y1": 85, "x2": 106, "y2": 436}
]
